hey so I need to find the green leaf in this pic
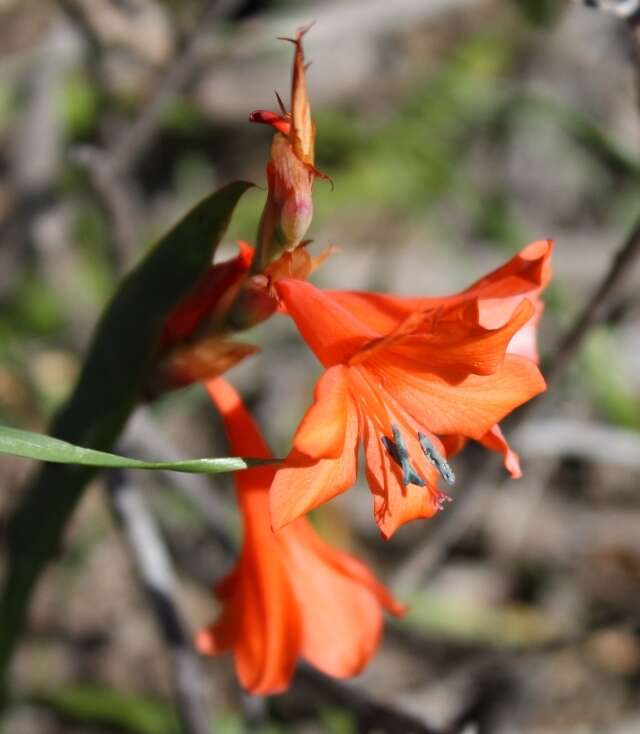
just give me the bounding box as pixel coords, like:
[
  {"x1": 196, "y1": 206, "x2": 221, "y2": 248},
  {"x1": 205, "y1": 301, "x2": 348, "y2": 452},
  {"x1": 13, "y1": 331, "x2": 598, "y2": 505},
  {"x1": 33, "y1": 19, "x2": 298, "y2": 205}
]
[
  {"x1": 28, "y1": 684, "x2": 180, "y2": 734},
  {"x1": 0, "y1": 181, "x2": 252, "y2": 702},
  {"x1": 0, "y1": 425, "x2": 267, "y2": 473},
  {"x1": 510, "y1": 0, "x2": 564, "y2": 26}
]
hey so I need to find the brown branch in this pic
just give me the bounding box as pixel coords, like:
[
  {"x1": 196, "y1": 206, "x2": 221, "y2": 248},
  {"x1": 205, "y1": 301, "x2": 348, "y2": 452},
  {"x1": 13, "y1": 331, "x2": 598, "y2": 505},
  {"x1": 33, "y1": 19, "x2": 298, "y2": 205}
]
[
  {"x1": 296, "y1": 666, "x2": 446, "y2": 734},
  {"x1": 63, "y1": 0, "x2": 243, "y2": 272},
  {"x1": 543, "y1": 213, "x2": 640, "y2": 385},
  {"x1": 105, "y1": 469, "x2": 214, "y2": 734},
  {"x1": 108, "y1": 0, "x2": 243, "y2": 178},
  {"x1": 123, "y1": 408, "x2": 237, "y2": 560},
  {"x1": 72, "y1": 146, "x2": 141, "y2": 272}
]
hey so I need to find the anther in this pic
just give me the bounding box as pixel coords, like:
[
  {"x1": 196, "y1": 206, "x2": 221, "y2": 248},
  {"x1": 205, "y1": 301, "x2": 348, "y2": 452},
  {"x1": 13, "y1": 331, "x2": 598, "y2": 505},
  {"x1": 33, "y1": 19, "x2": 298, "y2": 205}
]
[
  {"x1": 381, "y1": 424, "x2": 425, "y2": 487},
  {"x1": 418, "y1": 432, "x2": 456, "y2": 485}
]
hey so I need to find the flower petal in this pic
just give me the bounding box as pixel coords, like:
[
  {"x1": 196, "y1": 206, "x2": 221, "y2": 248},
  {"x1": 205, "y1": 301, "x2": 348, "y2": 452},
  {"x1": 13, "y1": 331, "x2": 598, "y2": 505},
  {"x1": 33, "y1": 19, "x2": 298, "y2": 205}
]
[
  {"x1": 294, "y1": 365, "x2": 352, "y2": 459},
  {"x1": 374, "y1": 299, "x2": 536, "y2": 378},
  {"x1": 270, "y1": 390, "x2": 359, "y2": 530},
  {"x1": 371, "y1": 354, "x2": 546, "y2": 441},
  {"x1": 506, "y1": 299, "x2": 544, "y2": 363},
  {"x1": 197, "y1": 526, "x2": 303, "y2": 695},
  {"x1": 159, "y1": 243, "x2": 253, "y2": 352},
  {"x1": 205, "y1": 377, "x2": 271, "y2": 459},
  {"x1": 160, "y1": 339, "x2": 258, "y2": 390},
  {"x1": 278, "y1": 519, "x2": 393, "y2": 677},
  {"x1": 478, "y1": 424, "x2": 522, "y2": 478},
  {"x1": 276, "y1": 279, "x2": 379, "y2": 366},
  {"x1": 326, "y1": 239, "x2": 553, "y2": 334}
]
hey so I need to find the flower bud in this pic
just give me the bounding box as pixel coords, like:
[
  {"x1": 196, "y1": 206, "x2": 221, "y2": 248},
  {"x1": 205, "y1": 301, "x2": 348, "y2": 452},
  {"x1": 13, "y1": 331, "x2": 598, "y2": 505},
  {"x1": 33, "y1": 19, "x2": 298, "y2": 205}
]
[{"x1": 250, "y1": 26, "x2": 324, "y2": 271}]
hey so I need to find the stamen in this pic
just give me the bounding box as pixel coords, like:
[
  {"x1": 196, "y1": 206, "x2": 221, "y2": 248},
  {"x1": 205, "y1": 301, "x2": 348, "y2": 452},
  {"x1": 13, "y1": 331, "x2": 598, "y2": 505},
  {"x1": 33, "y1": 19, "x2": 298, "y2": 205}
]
[
  {"x1": 418, "y1": 432, "x2": 456, "y2": 485},
  {"x1": 435, "y1": 493, "x2": 453, "y2": 511},
  {"x1": 382, "y1": 424, "x2": 425, "y2": 487}
]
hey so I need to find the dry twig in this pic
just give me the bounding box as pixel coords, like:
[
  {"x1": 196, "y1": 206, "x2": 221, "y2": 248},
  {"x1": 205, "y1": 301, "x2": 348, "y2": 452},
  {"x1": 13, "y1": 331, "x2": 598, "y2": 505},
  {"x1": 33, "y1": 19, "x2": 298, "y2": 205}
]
[
  {"x1": 296, "y1": 666, "x2": 445, "y2": 734},
  {"x1": 106, "y1": 469, "x2": 214, "y2": 734},
  {"x1": 62, "y1": 0, "x2": 243, "y2": 271},
  {"x1": 124, "y1": 408, "x2": 237, "y2": 559}
]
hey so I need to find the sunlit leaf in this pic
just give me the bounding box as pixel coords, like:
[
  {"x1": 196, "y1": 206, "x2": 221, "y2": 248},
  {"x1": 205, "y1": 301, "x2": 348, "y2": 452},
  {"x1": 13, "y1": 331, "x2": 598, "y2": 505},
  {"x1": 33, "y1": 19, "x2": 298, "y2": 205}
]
[
  {"x1": 0, "y1": 182, "x2": 252, "y2": 694},
  {"x1": 0, "y1": 425, "x2": 271, "y2": 473}
]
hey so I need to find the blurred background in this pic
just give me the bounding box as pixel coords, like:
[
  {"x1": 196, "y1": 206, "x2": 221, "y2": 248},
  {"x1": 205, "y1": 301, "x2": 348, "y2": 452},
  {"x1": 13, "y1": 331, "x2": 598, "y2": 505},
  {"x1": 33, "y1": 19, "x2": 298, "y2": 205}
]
[{"x1": 2, "y1": 0, "x2": 640, "y2": 732}]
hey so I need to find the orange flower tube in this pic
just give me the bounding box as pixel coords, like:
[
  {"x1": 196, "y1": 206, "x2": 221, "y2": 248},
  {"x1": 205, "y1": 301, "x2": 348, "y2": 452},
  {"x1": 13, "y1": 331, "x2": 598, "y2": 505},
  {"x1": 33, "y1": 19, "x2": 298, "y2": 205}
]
[{"x1": 197, "y1": 378, "x2": 403, "y2": 694}]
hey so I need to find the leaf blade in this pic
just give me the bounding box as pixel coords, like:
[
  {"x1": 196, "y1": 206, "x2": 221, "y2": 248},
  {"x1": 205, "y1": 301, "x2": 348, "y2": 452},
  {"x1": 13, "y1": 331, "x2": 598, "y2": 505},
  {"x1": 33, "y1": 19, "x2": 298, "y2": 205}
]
[
  {"x1": 0, "y1": 425, "x2": 271, "y2": 473},
  {"x1": 0, "y1": 181, "x2": 253, "y2": 698}
]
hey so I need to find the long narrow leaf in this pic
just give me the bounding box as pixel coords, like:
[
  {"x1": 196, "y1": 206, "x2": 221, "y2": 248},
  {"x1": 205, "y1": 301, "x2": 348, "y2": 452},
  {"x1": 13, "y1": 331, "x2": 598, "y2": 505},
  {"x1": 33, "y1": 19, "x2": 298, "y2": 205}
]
[
  {"x1": 0, "y1": 425, "x2": 268, "y2": 473},
  {"x1": 0, "y1": 182, "x2": 253, "y2": 700}
]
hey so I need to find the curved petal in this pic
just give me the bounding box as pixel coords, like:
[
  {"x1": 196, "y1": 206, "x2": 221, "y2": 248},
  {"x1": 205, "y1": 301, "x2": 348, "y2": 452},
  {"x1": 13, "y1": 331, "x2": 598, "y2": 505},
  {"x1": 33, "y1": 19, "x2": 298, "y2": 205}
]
[
  {"x1": 196, "y1": 529, "x2": 303, "y2": 695},
  {"x1": 296, "y1": 523, "x2": 405, "y2": 617},
  {"x1": 371, "y1": 354, "x2": 546, "y2": 441},
  {"x1": 277, "y1": 519, "x2": 391, "y2": 677},
  {"x1": 234, "y1": 533, "x2": 302, "y2": 694},
  {"x1": 379, "y1": 299, "x2": 535, "y2": 378},
  {"x1": 276, "y1": 279, "x2": 379, "y2": 366},
  {"x1": 270, "y1": 435, "x2": 359, "y2": 532},
  {"x1": 160, "y1": 243, "x2": 253, "y2": 352},
  {"x1": 205, "y1": 377, "x2": 272, "y2": 459},
  {"x1": 326, "y1": 239, "x2": 553, "y2": 334},
  {"x1": 506, "y1": 299, "x2": 544, "y2": 364},
  {"x1": 326, "y1": 290, "x2": 420, "y2": 334},
  {"x1": 478, "y1": 424, "x2": 522, "y2": 478},
  {"x1": 466, "y1": 239, "x2": 553, "y2": 303},
  {"x1": 202, "y1": 378, "x2": 303, "y2": 694},
  {"x1": 162, "y1": 339, "x2": 258, "y2": 390},
  {"x1": 294, "y1": 365, "x2": 352, "y2": 459}
]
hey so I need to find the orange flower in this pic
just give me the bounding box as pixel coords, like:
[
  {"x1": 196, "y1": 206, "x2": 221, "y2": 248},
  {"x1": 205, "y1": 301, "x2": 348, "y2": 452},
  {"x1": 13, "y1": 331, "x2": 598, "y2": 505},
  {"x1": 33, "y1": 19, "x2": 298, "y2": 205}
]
[
  {"x1": 270, "y1": 240, "x2": 552, "y2": 539},
  {"x1": 149, "y1": 242, "x2": 257, "y2": 392},
  {"x1": 153, "y1": 238, "x2": 336, "y2": 390},
  {"x1": 250, "y1": 26, "x2": 324, "y2": 270},
  {"x1": 197, "y1": 377, "x2": 403, "y2": 695}
]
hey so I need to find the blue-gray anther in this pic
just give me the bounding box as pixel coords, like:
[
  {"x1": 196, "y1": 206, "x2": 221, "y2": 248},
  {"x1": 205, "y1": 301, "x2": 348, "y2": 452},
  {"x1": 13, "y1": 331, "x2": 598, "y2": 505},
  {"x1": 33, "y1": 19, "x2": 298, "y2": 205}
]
[
  {"x1": 381, "y1": 424, "x2": 425, "y2": 487},
  {"x1": 418, "y1": 432, "x2": 456, "y2": 485}
]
